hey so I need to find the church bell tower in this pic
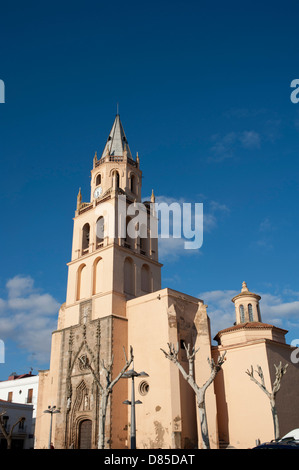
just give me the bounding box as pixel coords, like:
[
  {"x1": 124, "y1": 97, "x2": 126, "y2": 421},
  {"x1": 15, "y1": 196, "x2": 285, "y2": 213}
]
[
  {"x1": 64, "y1": 113, "x2": 162, "y2": 327},
  {"x1": 35, "y1": 114, "x2": 162, "y2": 449}
]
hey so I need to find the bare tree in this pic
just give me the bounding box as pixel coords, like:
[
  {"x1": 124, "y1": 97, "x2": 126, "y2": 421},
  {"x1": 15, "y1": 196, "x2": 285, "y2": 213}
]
[
  {"x1": 161, "y1": 342, "x2": 226, "y2": 449},
  {"x1": 79, "y1": 345, "x2": 133, "y2": 449},
  {"x1": 246, "y1": 362, "x2": 288, "y2": 440},
  {"x1": 0, "y1": 410, "x2": 25, "y2": 449}
]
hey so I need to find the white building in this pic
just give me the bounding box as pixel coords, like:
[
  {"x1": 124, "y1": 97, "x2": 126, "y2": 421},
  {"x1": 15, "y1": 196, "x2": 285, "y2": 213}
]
[
  {"x1": 0, "y1": 400, "x2": 34, "y2": 448},
  {"x1": 0, "y1": 372, "x2": 39, "y2": 417},
  {"x1": 0, "y1": 372, "x2": 39, "y2": 447}
]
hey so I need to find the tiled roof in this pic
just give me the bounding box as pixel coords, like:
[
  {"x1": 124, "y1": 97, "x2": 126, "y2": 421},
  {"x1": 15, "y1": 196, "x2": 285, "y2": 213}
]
[
  {"x1": 5, "y1": 372, "x2": 36, "y2": 382},
  {"x1": 214, "y1": 321, "x2": 288, "y2": 341}
]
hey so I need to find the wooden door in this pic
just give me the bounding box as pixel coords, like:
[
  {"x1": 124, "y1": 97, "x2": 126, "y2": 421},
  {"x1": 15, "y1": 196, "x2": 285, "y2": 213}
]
[{"x1": 78, "y1": 419, "x2": 92, "y2": 449}]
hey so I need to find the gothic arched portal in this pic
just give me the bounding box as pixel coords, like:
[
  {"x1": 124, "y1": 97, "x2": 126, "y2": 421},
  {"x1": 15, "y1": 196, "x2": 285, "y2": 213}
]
[{"x1": 78, "y1": 419, "x2": 92, "y2": 449}]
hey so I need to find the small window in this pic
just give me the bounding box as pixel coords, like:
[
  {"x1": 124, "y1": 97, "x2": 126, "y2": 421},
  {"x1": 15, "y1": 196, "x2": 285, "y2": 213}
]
[
  {"x1": 113, "y1": 170, "x2": 120, "y2": 189},
  {"x1": 257, "y1": 304, "x2": 261, "y2": 320},
  {"x1": 140, "y1": 224, "x2": 147, "y2": 255},
  {"x1": 96, "y1": 174, "x2": 101, "y2": 186},
  {"x1": 139, "y1": 381, "x2": 149, "y2": 396},
  {"x1": 125, "y1": 216, "x2": 133, "y2": 249},
  {"x1": 248, "y1": 304, "x2": 253, "y2": 322},
  {"x1": 7, "y1": 391, "x2": 13, "y2": 402},
  {"x1": 239, "y1": 305, "x2": 245, "y2": 323},
  {"x1": 96, "y1": 217, "x2": 104, "y2": 247},
  {"x1": 82, "y1": 224, "x2": 90, "y2": 254},
  {"x1": 130, "y1": 175, "x2": 135, "y2": 193},
  {"x1": 27, "y1": 388, "x2": 33, "y2": 404},
  {"x1": 18, "y1": 419, "x2": 25, "y2": 430}
]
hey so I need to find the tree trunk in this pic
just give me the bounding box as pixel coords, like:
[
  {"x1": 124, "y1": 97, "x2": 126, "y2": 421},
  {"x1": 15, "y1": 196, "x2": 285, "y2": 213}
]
[
  {"x1": 161, "y1": 343, "x2": 226, "y2": 450},
  {"x1": 98, "y1": 392, "x2": 109, "y2": 449},
  {"x1": 270, "y1": 399, "x2": 280, "y2": 440},
  {"x1": 246, "y1": 363, "x2": 287, "y2": 442},
  {"x1": 197, "y1": 396, "x2": 210, "y2": 449},
  {"x1": 7, "y1": 436, "x2": 12, "y2": 450}
]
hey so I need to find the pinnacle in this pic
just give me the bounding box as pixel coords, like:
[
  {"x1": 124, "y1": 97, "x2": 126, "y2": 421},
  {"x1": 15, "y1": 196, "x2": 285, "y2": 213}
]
[{"x1": 101, "y1": 114, "x2": 132, "y2": 160}]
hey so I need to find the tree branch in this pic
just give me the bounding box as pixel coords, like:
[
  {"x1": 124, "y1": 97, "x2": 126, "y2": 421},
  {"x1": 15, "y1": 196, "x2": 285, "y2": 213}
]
[
  {"x1": 108, "y1": 346, "x2": 134, "y2": 391},
  {"x1": 161, "y1": 342, "x2": 226, "y2": 450},
  {"x1": 272, "y1": 362, "x2": 288, "y2": 396}
]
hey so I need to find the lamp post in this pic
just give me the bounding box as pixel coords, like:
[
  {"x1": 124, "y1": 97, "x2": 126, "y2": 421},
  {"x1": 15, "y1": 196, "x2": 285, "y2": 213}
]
[
  {"x1": 122, "y1": 367, "x2": 149, "y2": 449},
  {"x1": 43, "y1": 405, "x2": 60, "y2": 449}
]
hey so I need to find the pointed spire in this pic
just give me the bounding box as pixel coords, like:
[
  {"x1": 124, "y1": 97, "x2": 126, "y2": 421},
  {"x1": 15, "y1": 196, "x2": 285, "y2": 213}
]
[
  {"x1": 151, "y1": 189, "x2": 155, "y2": 203},
  {"x1": 76, "y1": 188, "x2": 82, "y2": 211},
  {"x1": 93, "y1": 151, "x2": 98, "y2": 168},
  {"x1": 101, "y1": 114, "x2": 132, "y2": 160}
]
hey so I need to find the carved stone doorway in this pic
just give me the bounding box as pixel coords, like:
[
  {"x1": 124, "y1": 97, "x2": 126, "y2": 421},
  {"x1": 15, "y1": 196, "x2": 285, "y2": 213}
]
[{"x1": 78, "y1": 419, "x2": 92, "y2": 449}]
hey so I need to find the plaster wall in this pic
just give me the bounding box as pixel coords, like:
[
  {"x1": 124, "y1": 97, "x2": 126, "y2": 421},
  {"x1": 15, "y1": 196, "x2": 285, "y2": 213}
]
[
  {"x1": 127, "y1": 288, "x2": 217, "y2": 449},
  {"x1": 213, "y1": 341, "x2": 276, "y2": 448}
]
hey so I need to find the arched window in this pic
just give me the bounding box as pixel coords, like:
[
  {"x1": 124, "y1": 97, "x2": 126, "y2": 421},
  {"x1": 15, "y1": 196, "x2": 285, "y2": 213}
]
[
  {"x1": 77, "y1": 264, "x2": 88, "y2": 300},
  {"x1": 130, "y1": 174, "x2": 135, "y2": 194},
  {"x1": 257, "y1": 303, "x2": 261, "y2": 321},
  {"x1": 141, "y1": 264, "x2": 151, "y2": 293},
  {"x1": 125, "y1": 216, "x2": 134, "y2": 249},
  {"x1": 96, "y1": 217, "x2": 104, "y2": 248},
  {"x1": 139, "y1": 224, "x2": 147, "y2": 255},
  {"x1": 82, "y1": 224, "x2": 90, "y2": 254},
  {"x1": 112, "y1": 170, "x2": 120, "y2": 189},
  {"x1": 93, "y1": 257, "x2": 103, "y2": 294},
  {"x1": 248, "y1": 304, "x2": 253, "y2": 322},
  {"x1": 96, "y1": 174, "x2": 101, "y2": 186},
  {"x1": 124, "y1": 257, "x2": 135, "y2": 296},
  {"x1": 239, "y1": 304, "x2": 245, "y2": 323}
]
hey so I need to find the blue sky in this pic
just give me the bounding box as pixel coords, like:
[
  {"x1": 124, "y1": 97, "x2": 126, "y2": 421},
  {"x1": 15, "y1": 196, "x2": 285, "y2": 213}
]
[{"x1": 1, "y1": 0, "x2": 299, "y2": 379}]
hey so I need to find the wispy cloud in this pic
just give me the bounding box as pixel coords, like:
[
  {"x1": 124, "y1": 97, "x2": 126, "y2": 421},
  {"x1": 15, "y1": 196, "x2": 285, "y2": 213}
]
[
  {"x1": 198, "y1": 286, "x2": 299, "y2": 343},
  {"x1": 252, "y1": 217, "x2": 275, "y2": 250},
  {"x1": 158, "y1": 236, "x2": 194, "y2": 261},
  {"x1": 198, "y1": 289, "x2": 238, "y2": 340},
  {"x1": 209, "y1": 130, "x2": 261, "y2": 162},
  {"x1": 239, "y1": 131, "x2": 261, "y2": 149},
  {"x1": 0, "y1": 275, "x2": 60, "y2": 364},
  {"x1": 259, "y1": 217, "x2": 273, "y2": 232}
]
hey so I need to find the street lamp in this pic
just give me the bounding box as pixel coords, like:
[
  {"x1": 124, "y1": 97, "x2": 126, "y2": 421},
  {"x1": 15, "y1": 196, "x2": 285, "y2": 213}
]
[
  {"x1": 122, "y1": 367, "x2": 149, "y2": 449},
  {"x1": 43, "y1": 405, "x2": 60, "y2": 449}
]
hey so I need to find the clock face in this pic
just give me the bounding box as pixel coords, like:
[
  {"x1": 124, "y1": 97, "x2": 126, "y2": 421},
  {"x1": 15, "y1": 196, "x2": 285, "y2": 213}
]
[{"x1": 94, "y1": 186, "x2": 103, "y2": 198}]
